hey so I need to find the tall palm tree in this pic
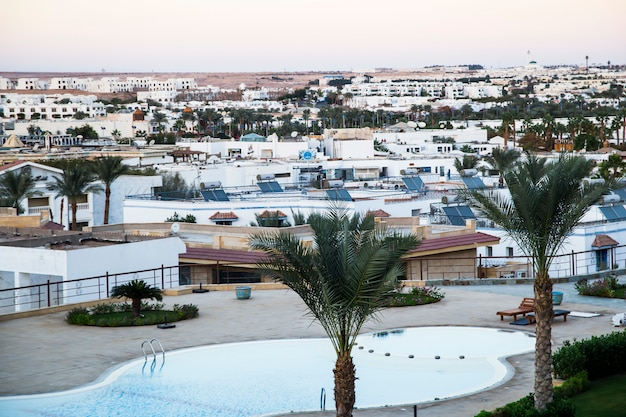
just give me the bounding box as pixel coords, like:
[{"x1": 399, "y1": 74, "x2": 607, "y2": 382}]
[
  {"x1": 461, "y1": 153, "x2": 610, "y2": 411},
  {"x1": 598, "y1": 153, "x2": 626, "y2": 182},
  {"x1": 250, "y1": 208, "x2": 420, "y2": 417},
  {"x1": 483, "y1": 147, "x2": 521, "y2": 188},
  {"x1": 91, "y1": 156, "x2": 129, "y2": 225},
  {"x1": 0, "y1": 169, "x2": 41, "y2": 214},
  {"x1": 110, "y1": 279, "x2": 163, "y2": 318},
  {"x1": 46, "y1": 163, "x2": 103, "y2": 230},
  {"x1": 152, "y1": 111, "x2": 168, "y2": 134}
]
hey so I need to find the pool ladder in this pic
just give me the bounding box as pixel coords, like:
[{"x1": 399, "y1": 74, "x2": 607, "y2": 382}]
[{"x1": 141, "y1": 338, "x2": 165, "y2": 373}]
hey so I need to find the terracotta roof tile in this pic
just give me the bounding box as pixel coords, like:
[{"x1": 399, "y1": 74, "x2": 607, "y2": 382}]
[
  {"x1": 592, "y1": 234, "x2": 619, "y2": 248},
  {"x1": 0, "y1": 160, "x2": 26, "y2": 172},
  {"x1": 209, "y1": 211, "x2": 239, "y2": 220},
  {"x1": 408, "y1": 231, "x2": 500, "y2": 255},
  {"x1": 258, "y1": 210, "x2": 287, "y2": 218},
  {"x1": 366, "y1": 209, "x2": 391, "y2": 218}
]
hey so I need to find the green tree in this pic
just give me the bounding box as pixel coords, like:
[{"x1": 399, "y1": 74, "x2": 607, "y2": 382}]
[
  {"x1": 483, "y1": 147, "x2": 521, "y2": 188},
  {"x1": 91, "y1": 156, "x2": 129, "y2": 225},
  {"x1": 46, "y1": 163, "x2": 103, "y2": 230},
  {"x1": 454, "y1": 154, "x2": 479, "y2": 172},
  {"x1": 598, "y1": 153, "x2": 626, "y2": 182},
  {"x1": 110, "y1": 279, "x2": 163, "y2": 318},
  {"x1": 0, "y1": 169, "x2": 41, "y2": 214},
  {"x1": 461, "y1": 153, "x2": 610, "y2": 412},
  {"x1": 250, "y1": 208, "x2": 420, "y2": 417},
  {"x1": 152, "y1": 111, "x2": 168, "y2": 134},
  {"x1": 67, "y1": 124, "x2": 98, "y2": 139}
]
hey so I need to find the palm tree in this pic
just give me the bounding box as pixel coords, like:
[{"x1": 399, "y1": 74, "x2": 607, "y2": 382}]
[
  {"x1": 152, "y1": 111, "x2": 168, "y2": 134},
  {"x1": 461, "y1": 153, "x2": 610, "y2": 412},
  {"x1": 91, "y1": 156, "x2": 129, "y2": 225},
  {"x1": 501, "y1": 111, "x2": 515, "y2": 148},
  {"x1": 110, "y1": 279, "x2": 163, "y2": 318},
  {"x1": 598, "y1": 153, "x2": 626, "y2": 182},
  {"x1": 453, "y1": 154, "x2": 479, "y2": 173},
  {"x1": 46, "y1": 163, "x2": 103, "y2": 230},
  {"x1": 0, "y1": 169, "x2": 41, "y2": 214},
  {"x1": 250, "y1": 208, "x2": 420, "y2": 417},
  {"x1": 483, "y1": 147, "x2": 521, "y2": 188}
]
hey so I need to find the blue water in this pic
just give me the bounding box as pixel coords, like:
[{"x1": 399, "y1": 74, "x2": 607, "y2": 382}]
[{"x1": 0, "y1": 327, "x2": 535, "y2": 417}]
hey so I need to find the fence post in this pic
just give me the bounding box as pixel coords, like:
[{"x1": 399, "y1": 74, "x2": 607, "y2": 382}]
[
  {"x1": 106, "y1": 272, "x2": 109, "y2": 298},
  {"x1": 161, "y1": 264, "x2": 165, "y2": 289},
  {"x1": 47, "y1": 280, "x2": 51, "y2": 307}
]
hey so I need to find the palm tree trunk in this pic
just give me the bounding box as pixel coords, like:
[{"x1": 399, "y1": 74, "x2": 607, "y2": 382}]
[
  {"x1": 132, "y1": 298, "x2": 141, "y2": 318},
  {"x1": 70, "y1": 199, "x2": 78, "y2": 231},
  {"x1": 334, "y1": 351, "x2": 356, "y2": 417},
  {"x1": 533, "y1": 274, "x2": 554, "y2": 411},
  {"x1": 104, "y1": 186, "x2": 111, "y2": 225}
]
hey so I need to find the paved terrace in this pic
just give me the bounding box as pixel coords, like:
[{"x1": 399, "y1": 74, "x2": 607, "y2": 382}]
[{"x1": 0, "y1": 281, "x2": 625, "y2": 417}]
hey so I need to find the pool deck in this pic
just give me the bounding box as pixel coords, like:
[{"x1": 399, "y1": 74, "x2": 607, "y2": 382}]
[{"x1": 1, "y1": 281, "x2": 625, "y2": 416}]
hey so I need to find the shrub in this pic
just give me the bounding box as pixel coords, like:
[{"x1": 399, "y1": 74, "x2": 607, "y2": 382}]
[
  {"x1": 386, "y1": 286, "x2": 445, "y2": 307},
  {"x1": 574, "y1": 276, "x2": 623, "y2": 298},
  {"x1": 173, "y1": 303, "x2": 199, "y2": 319},
  {"x1": 475, "y1": 393, "x2": 575, "y2": 417},
  {"x1": 552, "y1": 331, "x2": 626, "y2": 380},
  {"x1": 554, "y1": 371, "x2": 590, "y2": 399},
  {"x1": 66, "y1": 307, "x2": 91, "y2": 325},
  {"x1": 65, "y1": 303, "x2": 199, "y2": 327}
]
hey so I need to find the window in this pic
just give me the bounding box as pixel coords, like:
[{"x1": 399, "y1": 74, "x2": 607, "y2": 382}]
[
  {"x1": 486, "y1": 246, "x2": 493, "y2": 257},
  {"x1": 506, "y1": 247, "x2": 514, "y2": 257}
]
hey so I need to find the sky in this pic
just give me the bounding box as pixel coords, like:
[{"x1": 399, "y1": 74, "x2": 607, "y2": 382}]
[{"x1": 2, "y1": 0, "x2": 625, "y2": 73}]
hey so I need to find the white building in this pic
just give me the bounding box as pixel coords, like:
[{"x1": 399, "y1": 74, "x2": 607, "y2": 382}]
[{"x1": 0, "y1": 232, "x2": 186, "y2": 313}]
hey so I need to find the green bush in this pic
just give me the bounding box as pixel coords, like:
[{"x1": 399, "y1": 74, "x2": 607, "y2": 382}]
[
  {"x1": 574, "y1": 276, "x2": 624, "y2": 298},
  {"x1": 553, "y1": 332, "x2": 626, "y2": 380},
  {"x1": 386, "y1": 286, "x2": 445, "y2": 307},
  {"x1": 66, "y1": 307, "x2": 91, "y2": 325},
  {"x1": 173, "y1": 303, "x2": 199, "y2": 319},
  {"x1": 554, "y1": 371, "x2": 590, "y2": 399},
  {"x1": 475, "y1": 393, "x2": 575, "y2": 417},
  {"x1": 65, "y1": 303, "x2": 199, "y2": 327}
]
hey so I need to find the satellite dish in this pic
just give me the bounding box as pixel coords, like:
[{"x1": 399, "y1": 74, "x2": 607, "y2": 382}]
[
  {"x1": 148, "y1": 139, "x2": 155, "y2": 146},
  {"x1": 291, "y1": 131, "x2": 298, "y2": 138},
  {"x1": 407, "y1": 121, "x2": 417, "y2": 128},
  {"x1": 418, "y1": 122, "x2": 427, "y2": 128},
  {"x1": 170, "y1": 222, "x2": 180, "y2": 234}
]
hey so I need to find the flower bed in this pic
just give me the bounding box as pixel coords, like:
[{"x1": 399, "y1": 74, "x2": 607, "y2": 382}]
[
  {"x1": 574, "y1": 276, "x2": 626, "y2": 298},
  {"x1": 386, "y1": 286, "x2": 445, "y2": 307}
]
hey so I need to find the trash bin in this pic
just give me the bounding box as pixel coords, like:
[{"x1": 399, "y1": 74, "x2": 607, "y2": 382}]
[
  {"x1": 552, "y1": 291, "x2": 563, "y2": 305},
  {"x1": 235, "y1": 286, "x2": 252, "y2": 300}
]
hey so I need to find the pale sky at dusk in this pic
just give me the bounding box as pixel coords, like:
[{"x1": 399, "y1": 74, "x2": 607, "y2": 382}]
[{"x1": 3, "y1": 0, "x2": 625, "y2": 73}]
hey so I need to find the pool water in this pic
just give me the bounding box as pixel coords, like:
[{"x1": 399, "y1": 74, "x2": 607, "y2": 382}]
[{"x1": 0, "y1": 327, "x2": 535, "y2": 417}]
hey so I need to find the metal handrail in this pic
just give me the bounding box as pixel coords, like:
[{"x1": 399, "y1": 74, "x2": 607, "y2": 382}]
[{"x1": 141, "y1": 339, "x2": 157, "y2": 361}]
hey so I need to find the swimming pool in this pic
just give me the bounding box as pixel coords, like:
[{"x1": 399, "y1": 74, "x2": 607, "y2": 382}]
[{"x1": 0, "y1": 326, "x2": 535, "y2": 417}]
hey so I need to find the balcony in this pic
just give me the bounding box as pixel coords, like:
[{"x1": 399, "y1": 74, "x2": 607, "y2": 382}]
[{"x1": 28, "y1": 206, "x2": 50, "y2": 215}]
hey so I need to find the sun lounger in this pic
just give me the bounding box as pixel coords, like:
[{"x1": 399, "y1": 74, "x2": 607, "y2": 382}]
[
  {"x1": 526, "y1": 309, "x2": 570, "y2": 324},
  {"x1": 496, "y1": 297, "x2": 535, "y2": 321}
]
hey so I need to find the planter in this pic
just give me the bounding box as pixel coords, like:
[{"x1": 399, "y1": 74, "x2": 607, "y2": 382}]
[
  {"x1": 235, "y1": 286, "x2": 252, "y2": 300},
  {"x1": 552, "y1": 291, "x2": 563, "y2": 305}
]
